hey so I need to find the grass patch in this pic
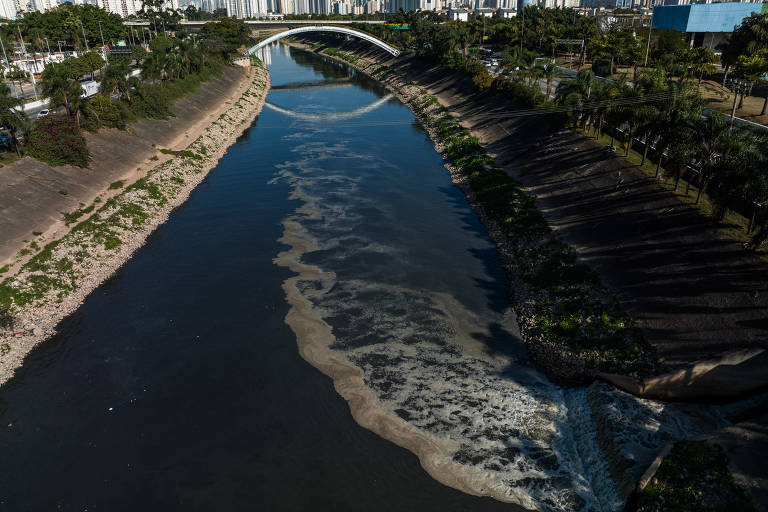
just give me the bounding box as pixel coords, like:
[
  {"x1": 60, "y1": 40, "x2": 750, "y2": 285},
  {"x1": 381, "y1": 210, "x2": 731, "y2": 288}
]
[
  {"x1": 108, "y1": 180, "x2": 124, "y2": 190},
  {"x1": 634, "y1": 440, "x2": 755, "y2": 512},
  {"x1": 157, "y1": 148, "x2": 203, "y2": 161},
  {"x1": 63, "y1": 204, "x2": 95, "y2": 226},
  {"x1": 58, "y1": 189, "x2": 68, "y2": 195}
]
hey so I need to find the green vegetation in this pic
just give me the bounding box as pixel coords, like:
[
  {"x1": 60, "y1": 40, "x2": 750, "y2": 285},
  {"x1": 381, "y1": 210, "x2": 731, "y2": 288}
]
[
  {"x1": 158, "y1": 148, "x2": 203, "y2": 160},
  {"x1": 0, "y1": 305, "x2": 12, "y2": 330},
  {"x1": 27, "y1": 116, "x2": 90, "y2": 168},
  {"x1": 63, "y1": 204, "x2": 95, "y2": 225},
  {"x1": 0, "y1": 4, "x2": 124, "y2": 49},
  {"x1": 634, "y1": 440, "x2": 755, "y2": 511},
  {"x1": 322, "y1": 47, "x2": 359, "y2": 64},
  {"x1": 407, "y1": 87, "x2": 654, "y2": 376},
  {"x1": 554, "y1": 67, "x2": 768, "y2": 249},
  {"x1": 108, "y1": 180, "x2": 124, "y2": 190},
  {"x1": 0, "y1": 8, "x2": 254, "y2": 168},
  {"x1": 0, "y1": 83, "x2": 25, "y2": 156}
]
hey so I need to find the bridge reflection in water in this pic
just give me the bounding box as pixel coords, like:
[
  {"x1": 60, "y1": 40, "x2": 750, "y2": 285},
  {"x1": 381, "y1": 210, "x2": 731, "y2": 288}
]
[{"x1": 264, "y1": 94, "x2": 394, "y2": 122}]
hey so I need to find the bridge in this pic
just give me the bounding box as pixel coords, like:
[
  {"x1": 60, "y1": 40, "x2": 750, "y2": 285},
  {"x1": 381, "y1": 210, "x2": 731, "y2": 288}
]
[
  {"x1": 246, "y1": 25, "x2": 400, "y2": 57},
  {"x1": 123, "y1": 20, "x2": 386, "y2": 30}
]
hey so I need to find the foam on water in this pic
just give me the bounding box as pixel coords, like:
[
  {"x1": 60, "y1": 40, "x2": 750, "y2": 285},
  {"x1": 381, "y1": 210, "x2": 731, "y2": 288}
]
[{"x1": 273, "y1": 130, "x2": 728, "y2": 511}]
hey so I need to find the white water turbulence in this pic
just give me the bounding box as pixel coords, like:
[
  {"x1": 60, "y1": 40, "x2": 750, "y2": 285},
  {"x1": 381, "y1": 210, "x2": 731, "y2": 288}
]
[{"x1": 269, "y1": 48, "x2": 732, "y2": 512}]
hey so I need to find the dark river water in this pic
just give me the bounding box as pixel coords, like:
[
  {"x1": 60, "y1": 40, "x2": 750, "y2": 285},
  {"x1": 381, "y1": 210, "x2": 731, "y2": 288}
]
[
  {"x1": 0, "y1": 44, "x2": 728, "y2": 512},
  {"x1": 0, "y1": 46, "x2": 523, "y2": 511}
]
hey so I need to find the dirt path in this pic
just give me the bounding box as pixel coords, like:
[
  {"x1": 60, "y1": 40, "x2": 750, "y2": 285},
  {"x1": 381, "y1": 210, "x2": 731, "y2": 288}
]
[{"x1": 0, "y1": 66, "x2": 252, "y2": 268}]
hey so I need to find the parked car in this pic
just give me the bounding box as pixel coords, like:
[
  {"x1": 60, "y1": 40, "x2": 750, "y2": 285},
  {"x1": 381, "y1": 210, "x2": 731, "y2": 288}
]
[
  {"x1": 0, "y1": 134, "x2": 10, "y2": 149},
  {"x1": 36, "y1": 109, "x2": 50, "y2": 119}
]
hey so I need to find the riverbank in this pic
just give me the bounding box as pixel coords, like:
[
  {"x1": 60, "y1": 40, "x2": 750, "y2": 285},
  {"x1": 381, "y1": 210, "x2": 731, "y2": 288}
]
[
  {"x1": 0, "y1": 66, "x2": 250, "y2": 268},
  {"x1": 0, "y1": 60, "x2": 270, "y2": 387},
  {"x1": 290, "y1": 39, "x2": 768, "y2": 402}
]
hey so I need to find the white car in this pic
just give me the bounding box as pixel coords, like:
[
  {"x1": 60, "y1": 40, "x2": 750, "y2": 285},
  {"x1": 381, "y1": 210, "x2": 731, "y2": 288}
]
[{"x1": 36, "y1": 109, "x2": 51, "y2": 119}]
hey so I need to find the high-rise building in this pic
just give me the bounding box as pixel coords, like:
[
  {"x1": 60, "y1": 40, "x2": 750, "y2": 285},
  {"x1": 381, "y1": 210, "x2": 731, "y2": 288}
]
[
  {"x1": 0, "y1": 0, "x2": 21, "y2": 18},
  {"x1": 27, "y1": 0, "x2": 58, "y2": 11},
  {"x1": 227, "y1": 0, "x2": 266, "y2": 18},
  {"x1": 99, "y1": 0, "x2": 140, "y2": 18}
]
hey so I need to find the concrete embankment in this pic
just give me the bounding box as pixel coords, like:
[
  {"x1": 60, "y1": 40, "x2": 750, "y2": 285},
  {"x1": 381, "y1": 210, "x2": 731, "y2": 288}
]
[
  {"x1": 0, "y1": 65, "x2": 251, "y2": 267},
  {"x1": 292, "y1": 38, "x2": 768, "y2": 403},
  {"x1": 0, "y1": 61, "x2": 270, "y2": 387}
]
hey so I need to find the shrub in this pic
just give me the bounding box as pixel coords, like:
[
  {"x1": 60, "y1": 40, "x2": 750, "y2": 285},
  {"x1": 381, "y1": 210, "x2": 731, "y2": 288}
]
[
  {"x1": 591, "y1": 58, "x2": 612, "y2": 77},
  {"x1": 27, "y1": 115, "x2": 90, "y2": 168},
  {"x1": 472, "y1": 69, "x2": 494, "y2": 91},
  {"x1": 89, "y1": 94, "x2": 126, "y2": 129},
  {"x1": 0, "y1": 305, "x2": 13, "y2": 330}
]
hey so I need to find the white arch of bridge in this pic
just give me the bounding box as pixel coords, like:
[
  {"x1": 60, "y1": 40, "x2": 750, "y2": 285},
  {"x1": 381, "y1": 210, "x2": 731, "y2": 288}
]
[{"x1": 247, "y1": 25, "x2": 400, "y2": 57}]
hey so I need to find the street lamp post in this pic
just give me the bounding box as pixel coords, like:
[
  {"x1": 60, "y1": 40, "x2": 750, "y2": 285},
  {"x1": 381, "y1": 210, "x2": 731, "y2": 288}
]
[
  {"x1": 79, "y1": 19, "x2": 90, "y2": 52},
  {"x1": 644, "y1": 20, "x2": 652, "y2": 68},
  {"x1": 98, "y1": 21, "x2": 109, "y2": 65},
  {"x1": 16, "y1": 25, "x2": 38, "y2": 101},
  {"x1": 0, "y1": 35, "x2": 9, "y2": 78}
]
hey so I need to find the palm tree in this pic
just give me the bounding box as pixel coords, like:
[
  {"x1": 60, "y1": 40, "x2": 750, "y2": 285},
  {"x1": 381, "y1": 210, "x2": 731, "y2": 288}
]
[
  {"x1": 540, "y1": 61, "x2": 563, "y2": 102},
  {"x1": 650, "y1": 82, "x2": 702, "y2": 184},
  {"x1": 555, "y1": 69, "x2": 596, "y2": 128},
  {"x1": 691, "y1": 111, "x2": 738, "y2": 204},
  {"x1": 502, "y1": 46, "x2": 525, "y2": 80},
  {"x1": 688, "y1": 47, "x2": 718, "y2": 90},
  {"x1": 590, "y1": 79, "x2": 617, "y2": 140},
  {"x1": 100, "y1": 58, "x2": 132, "y2": 99},
  {"x1": 708, "y1": 133, "x2": 765, "y2": 234},
  {"x1": 40, "y1": 63, "x2": 76, "y2": 118}
]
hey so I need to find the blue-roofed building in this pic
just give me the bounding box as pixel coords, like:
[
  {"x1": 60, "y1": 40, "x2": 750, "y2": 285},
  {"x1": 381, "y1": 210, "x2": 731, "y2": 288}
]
[{"x1": 652, "y1": 3, "x2": 768, "y2": 48}]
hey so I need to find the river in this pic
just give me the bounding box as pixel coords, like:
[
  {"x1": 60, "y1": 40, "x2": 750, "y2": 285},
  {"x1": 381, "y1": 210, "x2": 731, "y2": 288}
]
[{"x1": 0, "y1": 44, "x2": 730, "y2": 512}]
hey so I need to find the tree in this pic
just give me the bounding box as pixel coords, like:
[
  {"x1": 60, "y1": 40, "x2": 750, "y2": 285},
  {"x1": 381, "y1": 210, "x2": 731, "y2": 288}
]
[
  {"x1": 687, "y1": 47, "x2": 718, "y2": 90},
  {"x1": 590, "y1": 79, "x2": 618, "y2": 141},
  {"x1": 691, "y1": 111, "x2": 738, "y2": 204},
  {"x1": 139, "y1": 0, "x2": 182, "y2": 35},
  {"x1": 198, "y1": 18, "x2": 251, "y2": 56},
  {"x1": 80, "y1": 51, "x2": 106, "y2": 81},
  {"x1": 40, "y1": 62, "x2": 78, "y2": 118},
  {"x1": 555, "y1": 69, "x2": 596, "y2": 128},
  {"x1": 0, "y1": 83, "x2": 27, "y2": 156},
  {"x1": 539, "y1": 61, "x2": 563, "y2": 101},
  {"x1": 100, "y1": 57, "x2": 133, "y2": 100},
  {"x1": 10, "y1": 5, "x2": 123, "y2": 48},
  {"x1": 734, "y1": 50, "x2": 768, "y2": 114},
  {"x1": 720, "y1": 13, "x2": 768, "y2": 86}
]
